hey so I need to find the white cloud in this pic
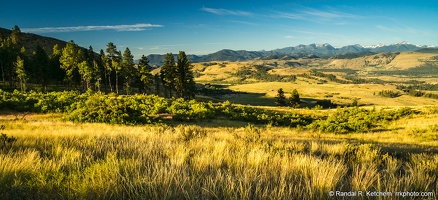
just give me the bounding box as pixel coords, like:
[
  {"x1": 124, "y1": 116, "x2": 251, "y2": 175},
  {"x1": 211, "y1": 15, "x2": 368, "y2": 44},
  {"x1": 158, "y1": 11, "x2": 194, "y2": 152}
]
[
  {"x1": 22, "y1": 23, "x2": 163, "y2": 33},
  {"x1": 284, "y1": 35, "x2": 295, "y2": 39},
  {"x1": 201, "y1": 7, "x2": 252, "y2": 16},
  {"x1": 274, "y1": 7, "x2": 359, "y2": 25}
]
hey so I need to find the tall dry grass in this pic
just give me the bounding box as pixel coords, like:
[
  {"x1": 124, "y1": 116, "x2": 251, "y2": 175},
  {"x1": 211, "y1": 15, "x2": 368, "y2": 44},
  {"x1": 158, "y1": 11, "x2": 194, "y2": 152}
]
[{"x1": 0, "y1": 118, "x2": 437, "y2": 199}]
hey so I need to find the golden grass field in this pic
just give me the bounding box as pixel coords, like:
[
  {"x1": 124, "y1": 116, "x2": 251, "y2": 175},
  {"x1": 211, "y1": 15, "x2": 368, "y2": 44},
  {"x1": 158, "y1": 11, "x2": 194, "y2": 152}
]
[
  {"x1": 225, "y1": 81, "x2": 438, "y2": 107},
  {"x1": 1, "y1": 111, "x2": 438, "y2": 199}
]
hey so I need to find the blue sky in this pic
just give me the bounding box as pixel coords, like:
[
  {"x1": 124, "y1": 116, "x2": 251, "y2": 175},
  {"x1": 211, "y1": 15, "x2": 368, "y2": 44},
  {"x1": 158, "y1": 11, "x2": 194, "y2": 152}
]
[{"x1": 1, "y1": 0, "x2": 437, "y2": 58}]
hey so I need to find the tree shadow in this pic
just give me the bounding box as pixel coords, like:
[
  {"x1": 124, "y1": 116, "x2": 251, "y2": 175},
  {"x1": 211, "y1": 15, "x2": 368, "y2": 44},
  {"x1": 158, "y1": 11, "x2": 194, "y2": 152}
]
[
  {"x1": 343, "y1": 137, "x2": 438, "y2": 159},
  {"x1": 218, "y1": 92, "x2": 276, "y2": 106},
  {"x1": 276, "y1": 136, "x2": 438, "y2": 160}
]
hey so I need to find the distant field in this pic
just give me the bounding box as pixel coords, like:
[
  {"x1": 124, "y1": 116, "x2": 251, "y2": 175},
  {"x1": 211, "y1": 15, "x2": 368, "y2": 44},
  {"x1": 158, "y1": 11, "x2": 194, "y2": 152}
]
[
  {"x1": 222, "y1": 81, "x2": 438, "y2": 107},
  {"x1": 194, "y1": 52, "x2": 438, "y2": 107}
]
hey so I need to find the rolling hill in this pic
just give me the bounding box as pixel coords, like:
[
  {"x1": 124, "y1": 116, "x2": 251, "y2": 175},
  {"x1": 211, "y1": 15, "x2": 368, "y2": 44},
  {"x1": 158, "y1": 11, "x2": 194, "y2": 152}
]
[{"x1": 0, "y1": 27, "x2": 68, "y2": 56}]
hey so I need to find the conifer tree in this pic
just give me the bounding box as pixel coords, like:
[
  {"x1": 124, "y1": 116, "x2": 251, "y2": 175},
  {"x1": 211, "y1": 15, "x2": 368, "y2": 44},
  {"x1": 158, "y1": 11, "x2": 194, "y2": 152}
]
[
  {"x1": 289, "y1": 89, "x2": 301, "y2": 108},
  {"x1": 99, "y1": 49, "x2": 109, "y2": 92},
  {"x1": 275, "y1": 88, "x2": 287, "y2": 106},
  {"x1": 85, "y1": 46, "x2": 102, "y2": 91},
  {"x1": 122, "y1": 47, "x2": 135, "y2": 94},
  {"x1": 60, "y1": 40, "x2": 83, "y2": 89},
  {"x1": 105, "y1": 43, "x2": 122, "y2": 93},
  {"x1": 352, "y1": 98, "x2": 358, "y2": 107},
  {"x1": 78, "y1": 60, "x2": 94, "y2": 90},
  {"x1": 10, "y1": 25, "x2": 21, "y2": 45},
  {"x1": 176, "y1": 51, "x2": 195, "y2": 99},
  {"x1": 137, "y1": 55, "x2": 152, "y2": 93},
  {"x1": 113, "y1": 50, "x2": 122, "y2": 94},
  {"x1": 160, "y1": 53, "x2": 177, "y2": 97},
  {"x1": 14, "y1": 56, "x2": 27, "y2": 92}
]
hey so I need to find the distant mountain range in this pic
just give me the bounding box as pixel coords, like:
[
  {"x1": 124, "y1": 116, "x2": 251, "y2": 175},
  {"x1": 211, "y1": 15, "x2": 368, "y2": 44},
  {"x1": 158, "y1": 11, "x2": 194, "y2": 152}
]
[
  {"x1": 2, "y1": 27, "x2": 435, "y2": 66},
  {"x1": 147, "y1": 42, "x2": 435, "y2": 66}
]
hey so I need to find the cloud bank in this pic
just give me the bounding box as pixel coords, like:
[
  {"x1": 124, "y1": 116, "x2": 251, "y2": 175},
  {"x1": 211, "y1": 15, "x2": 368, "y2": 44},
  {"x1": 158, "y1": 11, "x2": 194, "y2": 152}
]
[{"x1": 22, "y1": 23, "x2": 163, "y2": 33}]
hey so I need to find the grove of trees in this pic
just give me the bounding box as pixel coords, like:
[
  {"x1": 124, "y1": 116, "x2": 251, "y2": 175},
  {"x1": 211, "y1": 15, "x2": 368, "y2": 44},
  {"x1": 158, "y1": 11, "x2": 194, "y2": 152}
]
[
  {"x1": 275, "y1": 88, "x2": 300, "y2": 107},
  {"x1": 0, "y1": 26, "x2": 196, "y2": 99}
]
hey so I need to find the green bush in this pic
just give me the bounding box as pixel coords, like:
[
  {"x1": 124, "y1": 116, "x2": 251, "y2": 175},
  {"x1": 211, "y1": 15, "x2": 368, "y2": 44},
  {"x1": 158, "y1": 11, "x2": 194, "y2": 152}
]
[
  {"x1": 167, "y1": 99, "x2": 215, "y2": 121},
  {"x1": 0, "y1": 89, "x2": 79, "y2": 113},
  {"x1": 66, "y1": 93, "x2": 157, "y2": 125},
  {"x1": 307, "y1": 107, "x2": 375, "y2": 134},
  {"x1": 377, "y1": 90, "x2": 402, "y2": 98},
  {"x1": 307, "y1": 107, "x2": 415, "y2": 134},
  {"x1": 31, "y1": 90, "x2": 80, "y2": 113},
  {"x1": 216, "y1": 101, "x2": 313, "y2": 127}
]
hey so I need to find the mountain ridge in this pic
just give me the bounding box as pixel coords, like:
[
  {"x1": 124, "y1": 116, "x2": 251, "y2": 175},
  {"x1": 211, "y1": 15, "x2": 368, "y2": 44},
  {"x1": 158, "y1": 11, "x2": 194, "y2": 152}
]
[
  {"x1": 2, "y1": 27, "x2": 435, "y2": 66},
  {"x1": 147, "y1": 42, "x2": 434, "y2": 66},
  {"x1": 0, "y1": 27, "x2": 68, "y2": 56}
]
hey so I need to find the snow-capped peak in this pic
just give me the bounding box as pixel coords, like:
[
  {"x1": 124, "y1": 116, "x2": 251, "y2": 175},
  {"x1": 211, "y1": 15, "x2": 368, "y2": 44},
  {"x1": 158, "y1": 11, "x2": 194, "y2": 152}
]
[
  {"x1": 396, "y1": 41, "x2": 410, "y2": 45},
  {"x1": 364, "y1": 43, "x2": 385, "y2": 49}
]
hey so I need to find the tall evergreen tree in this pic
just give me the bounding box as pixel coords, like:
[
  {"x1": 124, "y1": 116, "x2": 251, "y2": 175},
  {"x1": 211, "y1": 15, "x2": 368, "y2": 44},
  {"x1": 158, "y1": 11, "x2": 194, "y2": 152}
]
[
  {"x1": 86, "y1": 46, "x2": 103, "y2": 92},
  {"x1": 275, "y1": 88, "x2": 287, "y2": 106},
  {"x1": 14, "y1": 56, "x2": 27, "y2": 92},
  {"x1": 77, "y1": 60, "x2": 94, "y2": 90},
  {"x1": 83, "y1": 46, "x2": 101, "y2": 91},
  {"x1": 10, "y1": 25, "x2": 22, "y2": 45},
  {"x1": 60, "y1": 40, "x2": 83, "y2": 89},
  {"x1": 105, "y1": 42, "x2": 119, "y2": 93},
  {"x1": 113, "y1": 50, "x2": 122, "y2": 94},
  {"x1": 137, "y1": 55, "x2": 152, "y2": 93},
  {"x1": 99, "y1": 49, "x2": 108, "y2": 92},
  {"x1": 160, "y1": 53, "x2": 177, "y2": 97},
  {"x1": 289, "y1": 89, "x2": 301, "y2": 108},
  {"x1": 175, "y1": 51, "x2": 195, "y2": 99},
  {"x1": 122, "y1": 47, "x2": 135, "y2": 94}
]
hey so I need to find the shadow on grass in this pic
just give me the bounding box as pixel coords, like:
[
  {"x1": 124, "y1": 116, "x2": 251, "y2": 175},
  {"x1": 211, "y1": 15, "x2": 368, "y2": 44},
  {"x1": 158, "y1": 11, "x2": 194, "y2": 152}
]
[
  {"x1": 219, "y1": 92, "x2": 276, "y2": 106},
  {"x1": 163, "y1": 118, "x2": 252, "y2": 128},
  {"x1": 344, "y1": 137, "x2": 438, "y2": 160},
  {"x1": 215, "y1": 92, "x2": 343, "y2": 108}
]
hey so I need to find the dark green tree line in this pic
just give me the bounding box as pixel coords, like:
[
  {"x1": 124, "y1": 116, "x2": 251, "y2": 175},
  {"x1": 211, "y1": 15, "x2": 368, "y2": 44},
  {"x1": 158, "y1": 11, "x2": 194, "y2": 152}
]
[{"x1": 0, "y1": 26, "x2": 197, "y2": 99}]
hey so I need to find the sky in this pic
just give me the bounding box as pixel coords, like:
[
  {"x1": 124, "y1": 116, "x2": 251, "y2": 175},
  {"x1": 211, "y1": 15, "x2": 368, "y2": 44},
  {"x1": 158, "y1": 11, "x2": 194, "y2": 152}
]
[{"x1": 1, "y1": 0, "x2": 437, "y2": 58}]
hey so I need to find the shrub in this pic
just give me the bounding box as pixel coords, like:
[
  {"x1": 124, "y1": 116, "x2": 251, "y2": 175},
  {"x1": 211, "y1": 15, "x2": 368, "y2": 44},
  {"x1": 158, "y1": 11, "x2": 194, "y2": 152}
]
[
  {"x1": 66, "y1": 93, "x2": 156, "y2": 125},
  {"x1": 176, "y1": 125, "x2": 207, "y2": 141},
  {"x1": 167, "y1": 99, "x2": 215, "y2": 121},
  {"x1": 307, "y1": 107, "x2": 415, "y2": 134},
  {"x1": 377, "y1": 90, "x2": 401, "y2": 98},
  {"x1": 243, "y1": 124, "x2": 261, "y2": 143}
]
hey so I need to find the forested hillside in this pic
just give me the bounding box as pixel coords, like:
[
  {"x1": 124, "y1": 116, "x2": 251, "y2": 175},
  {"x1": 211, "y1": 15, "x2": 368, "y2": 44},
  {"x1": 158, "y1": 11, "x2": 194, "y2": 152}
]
[{"x1": 0, "y1": 26, "x2": 196, "y2": 98}]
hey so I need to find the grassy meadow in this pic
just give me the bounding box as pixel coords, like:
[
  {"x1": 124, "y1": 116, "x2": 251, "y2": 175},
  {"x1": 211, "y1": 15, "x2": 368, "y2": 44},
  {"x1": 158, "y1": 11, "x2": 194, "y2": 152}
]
[{"x1": 1, "y1": 107, "x2": 438, "y2": 199}]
